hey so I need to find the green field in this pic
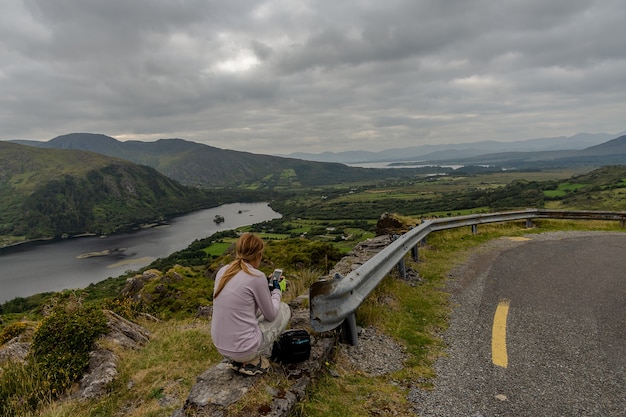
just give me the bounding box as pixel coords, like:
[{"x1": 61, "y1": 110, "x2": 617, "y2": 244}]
[{"x1": 544, "y1": 182, "x2": 590, "y2": 197}]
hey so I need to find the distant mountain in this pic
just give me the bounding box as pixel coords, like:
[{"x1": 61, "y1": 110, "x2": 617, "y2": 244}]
[
  {"x1": 428, "y1": 134, "x2": 626, "y2": 169},
  {"x1": 10, "y1": 132, "x2": 626, "y2": 190},
  {"x1": 578, "y1": 134, "x2": 626, "y2": 156},
  {"x1": 11, "y1": 133, "x2": 436, "y2": 188},
  {"x1": 291, "y1": 132, "x2": 626, "y2": 170},
  {"x1": 0, "y1": 141, "x2": 216, "y2": 244},
  {"x1": 282, "y1": 132, "x2": 619, "y2": 163},
  {"x1": 280, "y1": 150, "x2": 381, "y2": 163}
]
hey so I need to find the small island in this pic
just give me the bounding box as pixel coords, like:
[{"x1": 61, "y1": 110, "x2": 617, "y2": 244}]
[
  {"x1": 213, "y1": 215, "x2": 225, "y2": 224},
  {"x1": 76, "y1": 250, "x2": 111, "y2": 259}
]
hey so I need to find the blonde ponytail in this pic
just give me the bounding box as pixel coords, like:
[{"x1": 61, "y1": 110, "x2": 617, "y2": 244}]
[{"x1": 213, "y1": 233, "x2": 264, "y2": 298}]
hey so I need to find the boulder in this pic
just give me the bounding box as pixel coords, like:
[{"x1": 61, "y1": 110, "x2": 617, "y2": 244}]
[
  {"x1": 73, "y1": 348, "x2": 118, "y2": 400},
  {"x1": 102, "y1": 310, "x2": 151, "y2": 350},
  {"x1": 375, "y1": 212, "x2": 415, "y2": 236},
  {"x1": 173, "y1": 336, "x2": 335, "y2": 417},
  {"x1": 0, "y1": 338, "x2": 30, "y2": 365}
]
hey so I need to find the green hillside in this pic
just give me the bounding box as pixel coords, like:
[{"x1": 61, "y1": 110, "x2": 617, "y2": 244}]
[{"x1": 0, "y1": 142, "x2": 222, "y2": 246}]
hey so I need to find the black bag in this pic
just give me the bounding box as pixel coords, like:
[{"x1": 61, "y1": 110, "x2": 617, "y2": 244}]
[{"x1": 271, "y1": 329, "x2": 311, "y2": 364}]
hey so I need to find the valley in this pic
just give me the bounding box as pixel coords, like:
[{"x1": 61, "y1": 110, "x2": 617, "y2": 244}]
[{"x1": 2, "y1": 133, "x2": 626, "y2": 417}]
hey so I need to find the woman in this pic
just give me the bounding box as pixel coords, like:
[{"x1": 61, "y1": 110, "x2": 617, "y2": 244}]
[{"x1": 211, "y1": 233, "x2": 291, "y2": 375}]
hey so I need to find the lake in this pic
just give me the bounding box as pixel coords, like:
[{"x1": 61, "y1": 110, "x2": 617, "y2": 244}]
[
  {"x1": 0, "y1": 202, "x2": 281, "y2": 303},
  {"x1": 348, "y1": 161, "x2": 464, "y2": 169}
]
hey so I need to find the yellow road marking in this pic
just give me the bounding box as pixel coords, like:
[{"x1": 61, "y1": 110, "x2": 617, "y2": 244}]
[{"x1": 492, "y1": 299, "x2": 510, "y2": 368}]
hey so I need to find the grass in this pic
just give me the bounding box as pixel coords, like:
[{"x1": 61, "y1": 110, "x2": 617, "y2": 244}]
[
  {"x1": 296, "y1": 362, "x2": 415, "y2": 416},
  {"x1": 203, "y1": 241, "x2": 233, "y2": 257},
  {"x1": 282, "y1": 268, "x2": 320, "y2": 306},
  {"x1": 34, "y1": 319, "x2": 221, "y2": 417}
]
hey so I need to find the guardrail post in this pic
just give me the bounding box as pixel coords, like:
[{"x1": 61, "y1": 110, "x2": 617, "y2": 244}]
[
  {"x1": 471, "y1": 224, "x2": 478, "y2": 234},
  {"x1": 391, "y1": 234, "x2": 407, "y2": 278},
  {"x1": 411, "y1": 245, "x2": 418, "y2": 261},
  {"x1": 341, "y1": 312, "x2": 358, "y2": 346},
  {"x1": 526, "y1": 218, "x2": 533, "y2": 228},
  {"x1": 397, "y1": 257, "x2": 406, "y2": 279}
]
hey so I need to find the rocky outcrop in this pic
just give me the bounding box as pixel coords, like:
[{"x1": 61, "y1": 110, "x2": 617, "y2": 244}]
[
  {"x1": 0, "y1": 338, "x2": 30, "y2": 364},
  {"x1": 375, "y1": 212, "x2": 416, "y2": 236},
  {"x1": 330, "y1": 234, "x2": 394, "y2": 277},
  {"x1": 122, "y1": 266, "x2": 192, "y2": 305},
  {"x1": 122, "y1": 268, "x2": 162, "y2": 298},
  {"x1": 102, "y1": 310, "x2": 151, "y2": 350},
  {"x1": 173, "y1": 336, "x2": 335, "y2": 417},
  {"x1": 0, "y1": 309, "x2": 150, "y2": 401},
  {"x1": 73, "y1": 349, "x2": 119, "y2": 400}
]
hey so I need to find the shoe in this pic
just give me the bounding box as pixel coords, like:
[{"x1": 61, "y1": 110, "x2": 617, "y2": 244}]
[
  {"x1": 224, "y1": 359, "x2": 243, "y2": 371},
  {"x1": 238, "y1": 356, "x2": 270, "y2": 376}
]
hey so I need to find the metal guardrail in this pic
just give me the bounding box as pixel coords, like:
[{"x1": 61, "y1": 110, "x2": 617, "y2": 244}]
[{"x1": 309, "y1": 209, "x2": 626, "y2": 345}]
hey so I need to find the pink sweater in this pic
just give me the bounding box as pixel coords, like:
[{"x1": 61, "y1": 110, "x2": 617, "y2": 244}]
[{"x1": 211, "y1": 264, "x2": 282, "y2": 360}]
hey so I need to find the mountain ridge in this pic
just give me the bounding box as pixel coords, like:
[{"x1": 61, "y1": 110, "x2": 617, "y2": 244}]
[
  {"x1": 429, "y1": 134, "x2": 626, "y2": 168},
  {"x1": 8, "y1": 131, "x2": 626, "y2": 185},
  {"x1": 9, "y1": 133, "x2": 439, "y2": 187},
  {"x1": 281, "y1": 132, "x2": 622, "y2": 163}
]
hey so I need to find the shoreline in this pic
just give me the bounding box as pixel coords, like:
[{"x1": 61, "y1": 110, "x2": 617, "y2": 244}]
[{"x1": 0, "y1": 221, "x2": 170, "y2": 253}]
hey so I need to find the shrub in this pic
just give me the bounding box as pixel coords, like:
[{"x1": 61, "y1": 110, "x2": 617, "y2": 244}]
[
  {"x1": 0, "y1": 321, "x2": 30, "y2": 345},
  {"x1": 0, "y1": 295, "x2": 108, "y2": 416},
  {"x1": 103, "y1": 296, "x2": 150, "y2": 320},
  {"x1": 135, "y1": 266, "x2": 213, "y2": 319},
  {"x1": 265, "y1": 238, "x2": 343, "y2": 273},
  {"x1": 29, "y1": 298, "x2": 108, "y2": 396}
]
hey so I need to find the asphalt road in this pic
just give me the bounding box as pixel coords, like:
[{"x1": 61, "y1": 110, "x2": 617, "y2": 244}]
[{"x1": 409, "y1": 232, "x2": 626, "y2": 417}]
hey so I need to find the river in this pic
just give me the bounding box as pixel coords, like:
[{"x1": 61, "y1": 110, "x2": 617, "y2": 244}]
[{"x1": 0, "y1": 202, "x2": 281, "y2": 304}]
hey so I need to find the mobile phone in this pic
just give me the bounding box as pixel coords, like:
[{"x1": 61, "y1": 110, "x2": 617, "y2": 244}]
[{"x1": 271, "y1": 269, "x2": 282, "y2": 291}]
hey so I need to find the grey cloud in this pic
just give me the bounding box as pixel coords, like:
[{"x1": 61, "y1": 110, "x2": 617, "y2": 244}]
[
  {"x1": 250, "y1": 40, "x2": 273, "y2": 61},
  {"x1": 1, "y1": 0, "x2": 625, "y2": 153}
]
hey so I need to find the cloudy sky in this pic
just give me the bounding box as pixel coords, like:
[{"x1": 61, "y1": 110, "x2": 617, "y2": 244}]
[{"x1": 1, "y1": 0, "x2": 625, "y2": 155}]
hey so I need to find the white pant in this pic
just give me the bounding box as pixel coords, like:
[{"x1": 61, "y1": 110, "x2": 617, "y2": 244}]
[{"x1": 230, "y1": 302, "x2": 291, "y2": 363}]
